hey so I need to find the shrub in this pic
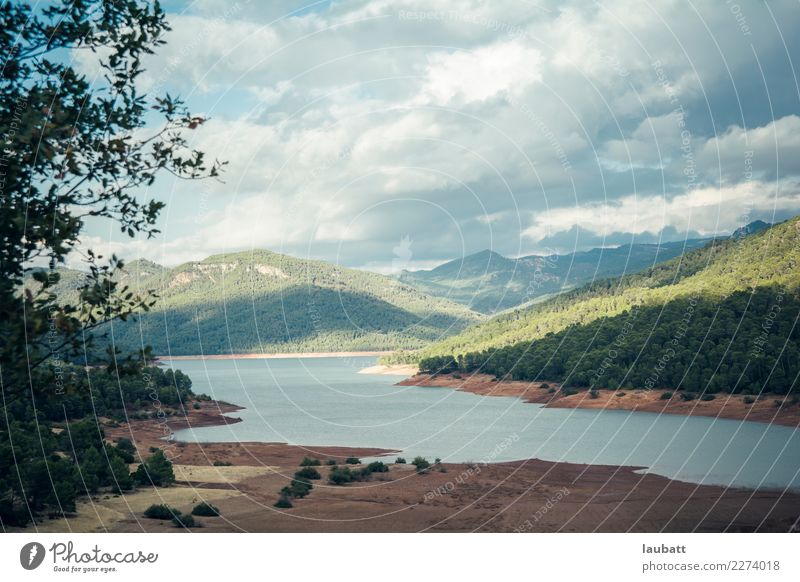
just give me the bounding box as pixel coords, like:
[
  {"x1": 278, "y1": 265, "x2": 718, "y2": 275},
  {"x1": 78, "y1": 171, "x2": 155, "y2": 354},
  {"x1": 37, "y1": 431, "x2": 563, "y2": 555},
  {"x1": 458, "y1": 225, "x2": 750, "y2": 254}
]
[
  {"x1": 274, "y1": 494, "x2": 293, "y2": 508},
  {"x1": 366, "y1": 461, "x2": 389, "y2": 473},
  {"x1": 172, "y1": 513, "x2": 197, "y2": 528},
  {"x1": 743, "y1": 395, "x2": 755, "y2": 405},
  {"x1": 589, "y1": 389, "x2": 599, "y2": 399},
  {"x1": 288, "y1": 479, "x2": 313, "y2": 498},
  {"x1": 615, "y1": 391, "x2": 625, "y2": 397},
  {"x1": 191, "y1": 502, "x2": 220, "y2": 517},
  {"x1": 325, "y1": 459, "x2": 337, "y2": 465},
  {"x1": 300, "y1": 456, "x2": 321, "y2": 467},
  {"x1": 561, "y1": 388, "x2": 578, "y2": 397},
  {"x1": 328, "y1": 466, "x2": 354, "y2": 485},
  {"x1": 774, "y1": 399, "x2": 785, "y2": 407},
  {"x1": 143, "y1": 504, "x2": 179, "y2": 520},
  {"x1": 540, "y1": 383, "x2": 550, "y2": 390},
  {"x1": 345, "y1": 457, "x2": 360, "y2": 465},
  {"x1": 115, "y1": 438, "x2": 137, "y2": 463},
  {"x1": 547, "y1": 388, "x2": 556, "y2": 394},
  {"x1": 395, "y1": 457, "x2": 406, "y2": 464},
  {"x1": 133, "y1": 449, "x2": 175, "y2": 487},
  {"x1": 700, "y1": 394, "x2": 716, "y2": 402},
  {"x1": 192, "y1": 402, "x2": 201, "y2": 410},
  {"x1": 679, "y1": 392, "x2": 696, "y2": 402},
  {"x1": 213, "y1": 460, "x2": 232, "y2": 467},
  {"x1": 294, "y1": 466, "x2": 321, "y2": 480},
  {"x1": 660, "y1": 391, "x2": 673, "y2": 400},
  {"x1": 412, "y1": 457, "x2": 431, "y2": 474}
]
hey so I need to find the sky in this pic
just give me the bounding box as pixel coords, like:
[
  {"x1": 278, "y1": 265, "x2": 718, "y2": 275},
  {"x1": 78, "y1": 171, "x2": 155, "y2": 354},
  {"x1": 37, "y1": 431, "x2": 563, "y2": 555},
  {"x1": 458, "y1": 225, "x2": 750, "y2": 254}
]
[{"x1": 76, "y1": 0, "x2": 800, "y2": 274}]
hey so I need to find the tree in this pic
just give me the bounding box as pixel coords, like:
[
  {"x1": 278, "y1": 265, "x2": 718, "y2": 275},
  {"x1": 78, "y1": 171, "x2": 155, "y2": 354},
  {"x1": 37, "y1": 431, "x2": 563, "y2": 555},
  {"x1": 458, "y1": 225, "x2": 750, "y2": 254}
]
[
  {"x1": 0, "y1": 0, "x2": 224, "y2": 403},
  {"x1": 0, "y1": 0, "x2": 222, "y2": 526},
  {"x1": 133, "y1": 449, "x2": 175, "y2": 487}
]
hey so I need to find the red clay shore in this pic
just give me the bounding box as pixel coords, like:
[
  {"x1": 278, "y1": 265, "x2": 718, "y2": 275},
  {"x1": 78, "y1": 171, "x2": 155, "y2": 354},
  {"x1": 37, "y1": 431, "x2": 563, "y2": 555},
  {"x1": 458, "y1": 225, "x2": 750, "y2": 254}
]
[
  {"x1": 397, "y1": 373, "x2": 800, "y2": 427},
  {"x1": 68, "y1": 397, "x2": 799, "y2": 533}
]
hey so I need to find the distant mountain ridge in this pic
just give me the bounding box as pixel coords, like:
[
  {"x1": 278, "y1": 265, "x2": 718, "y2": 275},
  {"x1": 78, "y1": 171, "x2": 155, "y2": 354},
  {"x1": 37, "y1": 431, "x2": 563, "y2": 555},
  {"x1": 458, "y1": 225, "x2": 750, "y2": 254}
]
[
  {"x1": 399, "y1": 238, "x2": 714, "y2": 314},
  {"x1": 33, "y1": 250, "x2": 481, "y2": 356}
]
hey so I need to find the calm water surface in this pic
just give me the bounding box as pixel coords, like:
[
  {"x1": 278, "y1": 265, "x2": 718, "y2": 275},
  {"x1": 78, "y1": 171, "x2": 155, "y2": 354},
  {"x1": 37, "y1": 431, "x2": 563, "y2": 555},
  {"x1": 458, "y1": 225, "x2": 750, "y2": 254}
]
[{"x1": 168, "y1": 357, "x2": 800, "y2": 490}]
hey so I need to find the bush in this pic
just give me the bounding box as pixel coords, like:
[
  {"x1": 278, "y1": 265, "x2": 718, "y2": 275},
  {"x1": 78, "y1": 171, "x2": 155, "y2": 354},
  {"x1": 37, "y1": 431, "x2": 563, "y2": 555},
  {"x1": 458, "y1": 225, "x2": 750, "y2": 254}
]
[
  {"x1": 325, "y1": 459, "x2": 337, "y2": 466},
  {"x1": 345, "y1": 457, "x2": 360, "y2": 465},
  {"x1": 300, "y1": 456, "x2": 321, "y2": 467},
  {"x1": 132, "y1": 449, "x2": 175, "y2": 487},
  {"x1": 114, "y1": 438, "x2": 136, "y2": 463},
  {"x1": 191, "y1": 502, "x2": 220, "y2": 517},
  {"x1": 288, "y1": 479, "x2": 312, "y2": 498},
  {"x1": 615, "y1": 391, "x2": 625, "y2": 397},
  {"x1": 395, "y1": 457, "x2": 406, "y2": 464},
  {"x1": 547, "y1": 388, "x2": 556, "y2": 394},
  {"x1": 660, "y1": 391, "x2": 673, "y2": 400},
  {"x1": 274, "y1": 494, "x2": 293, "y2": 509},
  {"x1": 172, "y1": 513, "x2": 197, "y2": 528},
  {"x1": 366, "y1": 461, "x2": 389, "y2": 473},
  {"x1": 700, "y1": 394, "x2": 716, "y2": 401},
  {"x1": 294, "y1": 467, "x2": 321, "y2": 480},
  {"x1": 561, "y1": 388, "x2": 578, "y2": 397},
  {"x1": 679, "y1": 392, "x2": 696, "y2": 402},
  {"x1": 540, "y1": 383, "x2": 550, "y2": 390},
  {"x1": 743, "y1": 395, "x2": 755, "y2": 405},
  {"x1": 192, "y1": 402, "x2": 201, "y2": 410},
  {"x1": 328, "y1": 466, "x2": 354, "y2": 485},
  {"x1": 589, "y1": 389, "x2": 599, "y2": 399},
  {"x1": 212, "y1": 460, "x2": 232, "y2": 466},
  {"x1": 412, "y1": 457, "x2": 431, "y2": 474},
  {"x1": 143, "y1": 504, "x2": 179, "y2": 520}
]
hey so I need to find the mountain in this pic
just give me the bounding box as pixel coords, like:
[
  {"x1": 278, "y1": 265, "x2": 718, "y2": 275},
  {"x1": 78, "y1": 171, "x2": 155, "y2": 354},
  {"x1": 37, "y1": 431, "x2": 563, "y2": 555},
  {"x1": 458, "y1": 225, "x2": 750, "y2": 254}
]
[
  {"x1": 409, "y1": 218, "x2": 800, "y2": 396},
  {"x1": 34, "y1": 250, "x2": 482, "y2": 356},
  {"x1": 730, "y1": 219, "x2": 771, "y2": 239},
  {"x1": 399, "y1": 238, "x2": 713, "y2": 314}
]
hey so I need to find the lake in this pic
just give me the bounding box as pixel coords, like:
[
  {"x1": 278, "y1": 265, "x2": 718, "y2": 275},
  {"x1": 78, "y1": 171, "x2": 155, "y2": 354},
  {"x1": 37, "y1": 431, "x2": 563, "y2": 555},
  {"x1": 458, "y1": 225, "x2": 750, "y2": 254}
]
[{"x1": 168, "y1": 356, "x2": 800, "y2": 491}]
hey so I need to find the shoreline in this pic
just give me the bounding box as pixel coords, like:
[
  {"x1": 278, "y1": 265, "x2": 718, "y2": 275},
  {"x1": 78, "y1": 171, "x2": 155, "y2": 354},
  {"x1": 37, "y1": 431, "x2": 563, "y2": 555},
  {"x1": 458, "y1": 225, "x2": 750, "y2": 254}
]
[
  {"x1": 159, "y1": 351, "x2": 391, "y2": 361},
  {"x1": 33, "y1": 396, "x2": 795, "y2": 533},
  {"x1": 55, "y1": 398, "x2": 799, "y2": 533},
  {"x1": 397, "y1": 372, "x2": 800, "y2": 427}
]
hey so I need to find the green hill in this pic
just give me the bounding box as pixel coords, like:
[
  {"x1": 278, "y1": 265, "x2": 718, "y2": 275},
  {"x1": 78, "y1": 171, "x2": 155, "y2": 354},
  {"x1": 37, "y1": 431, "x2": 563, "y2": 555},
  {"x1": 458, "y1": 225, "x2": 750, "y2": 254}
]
[
  {"x1": 411, "y1": 218, "x2": 800, "y2": 396},
  {"x1": 399, "y1": 238, "x2": 712, "y2": 314},
  {"x1": 36, "y1": 250, "x2": 482, "y2": 356}
]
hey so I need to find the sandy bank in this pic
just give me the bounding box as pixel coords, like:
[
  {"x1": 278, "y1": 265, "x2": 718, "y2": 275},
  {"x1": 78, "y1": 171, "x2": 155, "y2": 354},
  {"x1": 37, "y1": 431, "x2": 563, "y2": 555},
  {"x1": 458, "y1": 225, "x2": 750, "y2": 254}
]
[
  {"x1": 358, "y1": 363, "x2": 418, "y2": 376},
  {"x1": 397, "y1": 373, "x2": 800, "y2": 427}
]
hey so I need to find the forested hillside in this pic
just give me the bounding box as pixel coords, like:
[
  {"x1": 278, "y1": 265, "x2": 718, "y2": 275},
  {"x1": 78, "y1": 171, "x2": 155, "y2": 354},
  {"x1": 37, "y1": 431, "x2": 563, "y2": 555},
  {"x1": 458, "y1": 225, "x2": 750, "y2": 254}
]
[
  {"x1": 36, "y1": 250, "x2": 481, "y2": 356},
  {"x1": 413, "y1": 217, "x2": 800, "y2": 396},
  {"x1": 399, "y1": 238, "x2": 712, "y2": 314}
]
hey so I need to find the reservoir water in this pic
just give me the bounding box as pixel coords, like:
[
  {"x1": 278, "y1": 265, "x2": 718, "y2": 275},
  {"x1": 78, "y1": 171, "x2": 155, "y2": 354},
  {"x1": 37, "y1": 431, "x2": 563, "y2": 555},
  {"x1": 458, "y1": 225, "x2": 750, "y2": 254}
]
[{"x1": 168, "y1": 356, "x2": 800, "y2": 491}]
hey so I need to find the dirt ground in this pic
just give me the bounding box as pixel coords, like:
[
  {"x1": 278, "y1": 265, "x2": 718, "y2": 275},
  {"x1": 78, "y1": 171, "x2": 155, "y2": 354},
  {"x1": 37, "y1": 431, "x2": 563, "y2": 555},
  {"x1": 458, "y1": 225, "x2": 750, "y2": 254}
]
[{"x1": 22, "y1": 399, "x2": 796, "y2": 533}]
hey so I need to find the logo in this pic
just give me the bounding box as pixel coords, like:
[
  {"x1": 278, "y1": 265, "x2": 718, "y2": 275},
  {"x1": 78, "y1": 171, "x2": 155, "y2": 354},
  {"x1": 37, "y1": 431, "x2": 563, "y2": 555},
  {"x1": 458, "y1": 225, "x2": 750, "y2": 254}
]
[{"x1": 20, "y1": 542, "x2": 46, "y2": 570}]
